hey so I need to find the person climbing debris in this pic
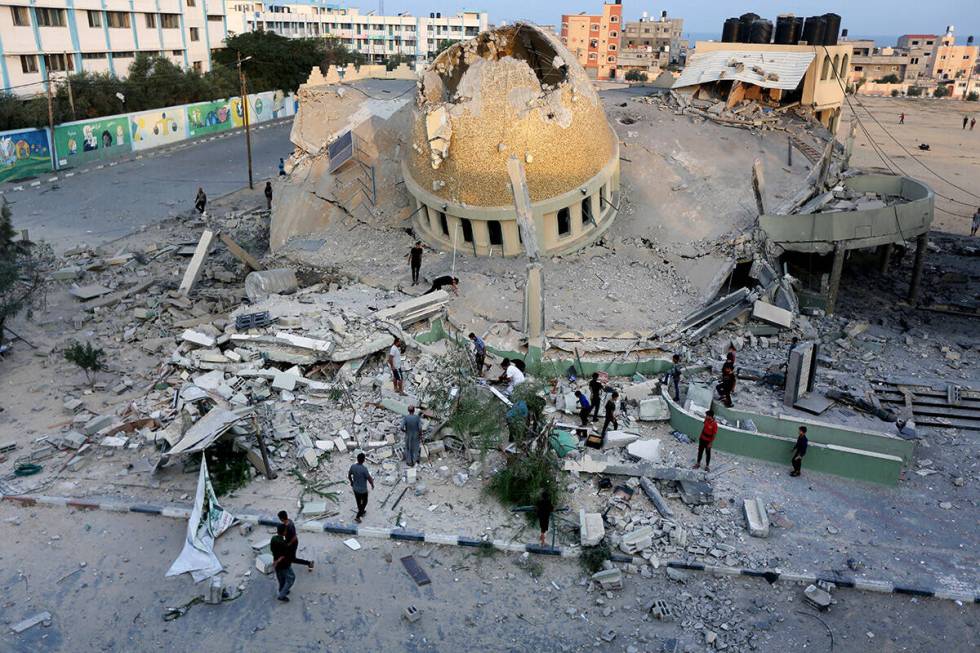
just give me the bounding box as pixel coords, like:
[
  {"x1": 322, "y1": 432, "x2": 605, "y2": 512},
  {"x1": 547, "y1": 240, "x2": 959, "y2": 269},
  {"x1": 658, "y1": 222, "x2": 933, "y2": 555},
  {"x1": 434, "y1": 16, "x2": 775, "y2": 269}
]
[
  {"x1": 388, "y1": 337, "x2": 404, "y2": 395},
  {"x1": 469, "y1": 332, "x2": 486, "y2": 375},
  {"x1": 588, "y1": 372, "x2": 604, "y2": 421},
  {"x1": 278, "y1": 158, "x2": 286, "y2": 176},
  {"x1": 348, "y1": 453, "x2": 375, "y2": 523},
  {"x1": 601, "y1": 391, "x2": 619, "y2": 437},
  {"x1": 716, "y1": 361, "x2": 736, "y2": 408},
  {"x1": 694, "y1": 409, "x2": 718, "y2": 473},
  {"x1": 407, "y1": 241, "x2": 424, "y2": 285},
  {"x1": 402, "y1": 405, "x2": 422, "y2": 467},
  {"x1": 574, "y1": 390, "x2": 591, "y2": 427},
  {"x1": 790, "y1": 426, "x2": 809, "y2": 477},
  {"x1": 665, "y1": 354, "x2": 683, "y2": 401},
  {"x1": 536, "y1": 489, "x2": 554, "y2": 546},
  {"x1": 194, "y1": 187, "x2": 207, "y2": 214},
  {"x1": 425, "y1": 275, "x2": 459, "y2": 295},
  {"x1": 264, "y1": 181, "x2": 273, "y2": 210}
]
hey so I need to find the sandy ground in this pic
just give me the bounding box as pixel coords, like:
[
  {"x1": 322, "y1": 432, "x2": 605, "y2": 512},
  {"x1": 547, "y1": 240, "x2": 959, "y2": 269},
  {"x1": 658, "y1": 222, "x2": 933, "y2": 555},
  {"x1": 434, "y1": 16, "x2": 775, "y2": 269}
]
[{"x1": 840, "y1": 95, "x2": 980, "y2": 234}]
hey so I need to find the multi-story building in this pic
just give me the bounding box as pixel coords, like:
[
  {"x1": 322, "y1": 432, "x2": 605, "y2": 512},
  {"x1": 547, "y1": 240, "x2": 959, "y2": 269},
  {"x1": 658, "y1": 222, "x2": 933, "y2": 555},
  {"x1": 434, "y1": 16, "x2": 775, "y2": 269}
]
[
  {"x1": 850, "y1": 52, "x2": 910, "y2": 83},
  {"x1": 0, "y1": 0, "x2": 227, "y2": 95},
  {"x1": 224, "y1": 2, "x2": 488, "y2": 66},
  {"x1": 560, "y1": 1, "x2": 623, "y2": 80},
  {"x1": 926, "y1": 26, "x2": 978, "y2": 82},
  {"x1": 618, "y1": 10, "x2": 685, "y2": 76}
]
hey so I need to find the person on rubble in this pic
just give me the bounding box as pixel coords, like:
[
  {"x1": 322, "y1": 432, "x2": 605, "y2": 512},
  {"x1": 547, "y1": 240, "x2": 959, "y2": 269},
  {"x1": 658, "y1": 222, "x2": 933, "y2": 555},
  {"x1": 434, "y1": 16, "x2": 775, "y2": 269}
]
[
  {"x1": 403, "y1": 405, "x2": 422, "y2": 467},
  {"x1": 407, "y1": 241, "x2": 424, "y2": 285},
  {"x1": 194, "y1": 187, "x2": 207, "y2": 214},
  {"x1": 665, "y1": 354, "x2": 683, "y2": 402},
  {"x1": 790, "y1": 426, "x2": 809, "y2": 477},
  {"x1": 469, "y1": 332, "x2": 486, "y2": 375},
  {"x1": 694, "y1": 409, "x2": 718, "y2": 473},
  {"x1": 388, "y1": 337, "x2": 405, "y2": 395},
  {"x1": 264, "y1": 181, "x2": 273, "y2": 210},
  {"x1": 601, "y1": 391, "x2": 620, "y2": 437},
  {"x1": 278, "y1": 511, "x2": 314, "y2": 571},
  {"x1": 574, "y1": 390, "x2": 591, "y2": 427},
  {"x1": 503, "y1": 359, "x2": 526, "y2": 396},
  {"x1": 716, "y1": 361, "x2": 736, "y2": 408},
  {"x1": 270, "y1": 524, "x2": 294, "y2": 602},
  {"x1": 424, "y1": 274, "x2": 459, "y2": 295},
  {"x1": 348, "y1": 452, "x2": 375, "y2": 523},
  {"x1": 588, "y1": 372, "x2": 604, "y2": 421},
  {"x1": 972, "y1": 207, "x2": 980, "y2": 237}
]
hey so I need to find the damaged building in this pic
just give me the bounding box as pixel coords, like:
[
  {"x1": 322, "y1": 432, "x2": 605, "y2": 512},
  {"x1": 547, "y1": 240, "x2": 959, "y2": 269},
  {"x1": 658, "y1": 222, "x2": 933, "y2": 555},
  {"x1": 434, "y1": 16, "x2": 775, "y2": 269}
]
[{"x1": 403, "y1": 23, "x2": 621, "y2": 257}]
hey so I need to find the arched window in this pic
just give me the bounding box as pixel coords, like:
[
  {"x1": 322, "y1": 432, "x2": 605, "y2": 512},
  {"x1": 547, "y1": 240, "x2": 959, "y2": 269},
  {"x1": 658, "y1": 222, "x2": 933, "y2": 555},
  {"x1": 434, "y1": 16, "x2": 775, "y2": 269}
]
[
  {"x1": 840, "y1": 54, "x2": 849, "y2": 76},
  {"x1": 832, "y1": 54, "x2": 840, "y2": 80},
  {"x1": 820, "y1": 55, "x2": 831, "y2": 80}
]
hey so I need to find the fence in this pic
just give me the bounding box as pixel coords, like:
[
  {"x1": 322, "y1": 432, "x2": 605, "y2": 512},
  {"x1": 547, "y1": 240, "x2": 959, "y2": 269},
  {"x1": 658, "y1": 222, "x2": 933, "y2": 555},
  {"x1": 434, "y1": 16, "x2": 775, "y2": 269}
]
[{"x1": 0, "y1": 89, "x2": 297, "y2": 184}]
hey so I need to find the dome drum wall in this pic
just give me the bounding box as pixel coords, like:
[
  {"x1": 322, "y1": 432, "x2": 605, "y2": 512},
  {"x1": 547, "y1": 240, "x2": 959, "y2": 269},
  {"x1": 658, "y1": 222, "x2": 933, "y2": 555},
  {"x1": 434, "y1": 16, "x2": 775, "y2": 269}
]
[{"x1": 402, "y1": 22, "x2": 621, "y2": 257}]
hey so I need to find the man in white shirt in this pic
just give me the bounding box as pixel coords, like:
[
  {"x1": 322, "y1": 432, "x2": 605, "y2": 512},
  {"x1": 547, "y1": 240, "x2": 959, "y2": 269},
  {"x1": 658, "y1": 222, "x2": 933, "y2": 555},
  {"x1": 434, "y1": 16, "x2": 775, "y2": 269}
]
[
  {"x1": 388, "y1": 337, "x2": 404, "y2": 395},
  {"x1": 504, "y1": 361, "x2": 526, "y2": 396}
]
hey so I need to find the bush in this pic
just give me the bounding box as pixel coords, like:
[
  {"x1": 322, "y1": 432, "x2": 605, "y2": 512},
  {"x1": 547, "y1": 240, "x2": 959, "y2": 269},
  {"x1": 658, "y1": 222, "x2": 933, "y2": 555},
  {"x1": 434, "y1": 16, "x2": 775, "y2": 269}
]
[
  {"x1": 624, "y1": 69, "x2": 648, "y2": 82},
  {"x1": 205, "y1": 439, "x2": 251, "y2": 496},
  {"x1": 579, "y1": 541, "x2": 612, "y2": 574},
  {"x1": 907, "y1": 86, "x2": 924, "y2": 97},
  {"x1": 933, "y1": 85, "x2": 950, "y2": 98},
  {"x1": 891, "y1": 89, "x2": 901, "y2": 97},
  {"x1": 876, "y1": 73, "x2": 900, "y2": 84},
  {"x1": 63, "y1": 341, "x2": 105, "y2": 384},
  {"x1": 0, "y1": 200, "x2": 51, "y2": 344},
  {"x1": 967, "y1": 91, "x2": 979, "y2": 102},
  {"x1": 487, "y1": 449, "x2": 563, "y2": 510}
]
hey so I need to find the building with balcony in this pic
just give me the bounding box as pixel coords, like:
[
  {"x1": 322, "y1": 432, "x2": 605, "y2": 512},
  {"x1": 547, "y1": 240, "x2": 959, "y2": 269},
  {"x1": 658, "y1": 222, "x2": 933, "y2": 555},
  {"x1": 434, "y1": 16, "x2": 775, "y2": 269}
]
[
  {"x1": 0, "y1": 0, "x2": 227, "y2": 95},
  {"x1": 224, "y1": 2, "x2": 488, "y2": 65},
  {"x1": 560, "y1": 1, "x2": 622, "y2": 80}
]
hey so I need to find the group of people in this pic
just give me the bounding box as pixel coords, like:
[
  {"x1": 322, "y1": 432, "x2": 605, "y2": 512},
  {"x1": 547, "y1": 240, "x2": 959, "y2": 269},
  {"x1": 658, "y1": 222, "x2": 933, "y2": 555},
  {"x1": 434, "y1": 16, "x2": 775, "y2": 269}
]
[
  {"x1": 573, "y1": 372, "x2": 621, "y2": 439},
  {"x1": 694, "y1": 409, "x2": 809, "y2": 477},
  {"x1": 962, "y1": 115, "x2": 977, "y2": 131}
]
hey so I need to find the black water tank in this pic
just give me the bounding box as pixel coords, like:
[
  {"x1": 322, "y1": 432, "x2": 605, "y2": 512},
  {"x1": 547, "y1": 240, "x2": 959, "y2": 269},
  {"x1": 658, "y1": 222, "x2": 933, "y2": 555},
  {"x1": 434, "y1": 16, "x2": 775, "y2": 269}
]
[
  {"x1": 774, "y1": 14, "x2": 799, "y2": 44},
  {"x1": 822, "y1": 13, "x2": 841, "y2": 45},
  {"x1": 841, "y1": 28, "x2": 849, "y2": 39},
  {"x1": 739, "y1": 12, "x2": 759, "y2": 42},
  {"x1": 749, "y1": 19, "x2": 773, "y2": 44},
  {"x1": 801, "y1": 16, "x2": 825, "y2": 45},
  {"x1": 722, "y1": 17, "x2": 741, "y2": 43},
  {"x1": 793, "y1": 16, "x2": 804, "y2": 43}
]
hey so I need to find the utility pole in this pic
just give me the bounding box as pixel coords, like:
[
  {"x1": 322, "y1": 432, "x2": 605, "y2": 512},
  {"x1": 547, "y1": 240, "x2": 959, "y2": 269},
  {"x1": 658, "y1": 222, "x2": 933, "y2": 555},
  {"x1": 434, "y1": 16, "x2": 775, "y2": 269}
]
[
  {"x1": 65, "y1": 76, "x2": 76, "y2": 121},
  {"x1": 237, "y1": 51, "x2": 254, "y2": 189}
]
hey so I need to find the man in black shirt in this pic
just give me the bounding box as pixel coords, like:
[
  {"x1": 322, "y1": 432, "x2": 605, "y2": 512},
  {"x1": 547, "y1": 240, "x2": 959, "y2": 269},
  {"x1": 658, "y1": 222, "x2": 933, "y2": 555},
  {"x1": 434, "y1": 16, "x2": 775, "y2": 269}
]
[
  {"x1": 601, "y1": 391, "x2": 619, "y2": 437},
  {"x1": 270, "y1": 524, "x2": 294, "y2": 601},
  {"x1": 588, "y1": 373, "x2": 604, "y2": 422},
  {"x1": 790, "y1": 426, "x2": 808, "y2": 477},
  {"x1": 425, "y1": 275, "x2": 459, "y2": 295},
  {"x1": 278, "y1": 511, "x2": 314, "y2": 571},
  {"x1": 407, "y1": 241, "x2": 424, "y2": 285}
]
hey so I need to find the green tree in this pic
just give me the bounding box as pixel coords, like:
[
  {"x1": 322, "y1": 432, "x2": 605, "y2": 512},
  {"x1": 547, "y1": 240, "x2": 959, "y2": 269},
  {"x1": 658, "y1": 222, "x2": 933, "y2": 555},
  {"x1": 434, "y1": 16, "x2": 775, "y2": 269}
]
[
  {"x1": 63, "y1": 341, "x2": 106, "y2": 384},
  {"x1": 876, "y1": 73, "x2": 901, "y2": 84},
  {"x1": 385, "y1": 53, "x2": 412, "y2": 71},
  {"x1": 967, "y1": 91, "x2": 979, "y2": 102},
  {"x1": 933, "y1": 85, "x2": 950, "y2": 98},
  {"x1": 891, "y1": 89, "x2": 901, "y2": 97},
  {"x1": 907, "y1": 86, "x2": 924, "y2": 97},
  {"x1": 213, "y1": 31, "x2": 335, "y2": 94},
  {"x1": 624, "y1": 69, "x2": 648, "y2": 82},
  {"x1": 0, "y1": 201, "x2": 51, "y2": 348},
  {"x1": 433, "y1": 39, "x2": 456, "y2": 58}
]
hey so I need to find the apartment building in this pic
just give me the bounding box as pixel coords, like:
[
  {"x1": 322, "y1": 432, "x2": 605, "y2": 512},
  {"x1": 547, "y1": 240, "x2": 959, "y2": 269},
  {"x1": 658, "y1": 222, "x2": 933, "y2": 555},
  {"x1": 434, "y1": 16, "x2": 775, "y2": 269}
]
[
  {"x1": 0, "y1": 0, "x2": 227, "y2": 95},
  {"x1": 619, "y1": 10, "x2": 685, "y2": 75},
  {"x1": 927, "y1": 27, "x2": 978, "y2": 81},
  {"x1": 224, "y1": 2, "x2": 488, "y2": 65},
  {"x1": 560, "y1": 1, "x2": 623, "y2": 80}
]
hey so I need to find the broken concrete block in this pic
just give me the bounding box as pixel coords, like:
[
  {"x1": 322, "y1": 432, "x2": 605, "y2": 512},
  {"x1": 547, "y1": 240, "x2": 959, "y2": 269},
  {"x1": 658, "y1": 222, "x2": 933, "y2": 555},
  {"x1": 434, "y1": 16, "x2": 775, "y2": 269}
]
[
  {"x1": 844, "y1": 320, "x2": 869, "y2": 338},
  {"x1": 579, "y1": 510, "x2": 605, "y2": 546},
  {"x1": 637, "y1": 397, "x2": 669, "y2": 421},
  {"x1": 315, "y1": 439, "x2": 335, "y2": 452},
  {"x1": 62, "y1": 431, "x2": 87, "y2": 449},
  {"x1": 302, "y1": 501, "x2": 327, "y2": 515},
  {"x1": 82, "y1": 414, "x2": 116, "y2": 436},
  {"x1": 272, "y1": 373, "x2": 297, "y2": 392},
  {"x1": 255, "y1": 553, "x2": 274, "y2": 574},
  {"x1": 63, "y1": 398, "x2": 84, "y2": 413},
  {"x1": 100, "y1": 435, "x2": 127, "y2": 447},
  {"x1": 620, "y1": 526, "x2": 654, "y2": 554},
  {"x1": 403, "y1": 605, "x2": 421, "y2": 622},
  {"x1": 684, "y1": 383, "x2": 714, "y2": 412},
  {"x1": 752, "y1": 301, "x2": 794, "y2": 329},
  {"x1": 602, "y1": 430, "x2": 639, "y2": 448},
  {"x1": 591, "y1": 568, "x2": 623, "y2": 590},
  {"x1": 205, "y1": 577, "x2": 223, "y2": 604},
  {"x1": 333, "y1": 437, "x2": 348, "y2": 453},
  {"x1": 244, "y1": 268, "x2": 298, "y2": 302},
  {"x1": 300, "y1": 448, "x2": 319, "y2": 469},
  {"x1": 743, "y1": 497, "x2": 770, "y2": 538},
  {"x1": 9, "y1": 611, "x2": 52, "y2": 633},
  {"x1": 181, "y1": 329, "x2": 216, "y2": 348},
  {"x1": 406, "y1": 466, "x2": 417, "y2": 484},
  {"x1": 69, "y1": 284, "x2": 111, "y2": 300},
  {"x1": 803, "y1": 584, "x2": 832, "y2": 610},
  {"x1": 626, "y1": 439, "x2": 662, "y2": 463},
  {"x1": 52, "y1": 266, "x2": 83, "y2": 281},
  {"x1": 238, "y1": 523, "x2": 253, "y2": 537}
]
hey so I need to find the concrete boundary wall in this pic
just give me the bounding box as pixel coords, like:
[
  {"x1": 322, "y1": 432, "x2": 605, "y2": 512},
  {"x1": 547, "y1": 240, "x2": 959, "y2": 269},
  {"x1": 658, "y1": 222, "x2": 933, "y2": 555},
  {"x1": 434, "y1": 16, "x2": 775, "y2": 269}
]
[{"x1": 662, "y1": 388, "x2": 904, "y2": 485}]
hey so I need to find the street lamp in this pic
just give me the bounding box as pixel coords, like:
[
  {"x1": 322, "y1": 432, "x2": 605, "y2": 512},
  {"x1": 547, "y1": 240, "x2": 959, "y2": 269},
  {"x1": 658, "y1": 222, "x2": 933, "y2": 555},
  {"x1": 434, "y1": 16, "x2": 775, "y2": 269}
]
[{"x1": 236, "y1": 53, "x2": 254, "y2": 189}]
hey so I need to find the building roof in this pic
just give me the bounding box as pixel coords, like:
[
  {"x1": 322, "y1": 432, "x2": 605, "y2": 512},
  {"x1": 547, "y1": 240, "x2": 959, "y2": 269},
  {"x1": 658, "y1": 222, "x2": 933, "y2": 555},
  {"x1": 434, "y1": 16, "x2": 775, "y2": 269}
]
[
  {"x1": 900, "y1": 34, "x2": 938, "y2": 39},
  {"x1": 673, "y1": 49, "x2": 816, "y2": 90}
]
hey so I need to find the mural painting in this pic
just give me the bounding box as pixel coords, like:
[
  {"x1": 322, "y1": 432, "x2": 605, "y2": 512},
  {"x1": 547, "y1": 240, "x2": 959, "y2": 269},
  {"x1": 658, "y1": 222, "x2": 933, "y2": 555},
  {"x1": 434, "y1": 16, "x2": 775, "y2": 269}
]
[
  {"x1": 53, "y1": 116, "x2": 130, "y2": 168},
  {"x1": 0, "y1": 128, "x2": 53, "y2": 183},
  {"x1": 186, "y1": 99, "x2": 234, "y2": 137},
  {"x1": 130, "y1": 107, "x2": 188, "y2": 151}
]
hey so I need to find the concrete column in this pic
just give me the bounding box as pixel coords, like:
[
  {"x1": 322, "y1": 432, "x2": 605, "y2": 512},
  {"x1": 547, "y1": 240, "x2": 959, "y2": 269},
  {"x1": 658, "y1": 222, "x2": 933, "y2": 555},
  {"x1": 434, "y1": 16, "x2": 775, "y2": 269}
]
[
  {"x1": 473, "y1": 220, "x2": 491, "y2": 256},
  {"x1": 569, "y1": 202, "x2": 583, "y2": 238},
  {"x1": 502, "y1": 221, "x2": 522, "y2": 257},
  {"x1": 877, "y1": 243, "x2": 892, "y2": 274},
  {"x1": 908, "y1": 233, "x2": 928, "y2": 302},
  {"x1": 826, "y1": 242, "x2": 846, "y2": 315},
  {"x1": 522, "y1": 262, "x2": 545, "y2": 349}
]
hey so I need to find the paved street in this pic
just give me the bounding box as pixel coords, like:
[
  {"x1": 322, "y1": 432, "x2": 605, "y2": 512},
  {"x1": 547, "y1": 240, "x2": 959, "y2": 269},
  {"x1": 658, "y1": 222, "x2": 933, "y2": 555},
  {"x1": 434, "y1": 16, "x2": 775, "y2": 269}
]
[{"x1": 2, "y1": 120, "x2": 294, "y2": 252}]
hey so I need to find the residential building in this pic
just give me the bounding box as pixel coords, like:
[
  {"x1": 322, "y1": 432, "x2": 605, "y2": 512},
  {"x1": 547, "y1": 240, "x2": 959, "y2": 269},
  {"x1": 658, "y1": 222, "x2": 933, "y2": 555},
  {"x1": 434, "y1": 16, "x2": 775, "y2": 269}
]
[
  {"x1": 560, "y1": 1, "x2": 623, "y2": 80},
  {"x1": 224, "y1": 2, "x2": 488, "y2": 65},
  {"x1": 850, "y1": 46, "x2": 909, "y2": 84},
  {"x1": 618, "y1": 10, "x2": 685, "y2": 76},
  {"x1": 926, "y1": 26, "x2": 978, "y2": 82},
  {"x1": 0, "y1": 0, "x2": 227, "y2": 95}
]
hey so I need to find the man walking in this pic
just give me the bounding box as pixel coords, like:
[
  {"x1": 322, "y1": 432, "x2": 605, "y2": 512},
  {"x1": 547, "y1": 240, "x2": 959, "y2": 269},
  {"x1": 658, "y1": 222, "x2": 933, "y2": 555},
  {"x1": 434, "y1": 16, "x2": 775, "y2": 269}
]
[
  {"x1": 665, "y1": 354, "x2": 683, "y2": 401},
  {"x1": 468, "y1": 332, "x2": 486, "y2": 375},
  {"x1": 278, "y1": 511, "x2": 314, "y2": 571},
  {"x1": 348, "y1": 453, "x2": 374, "y2": 523},
  {"x1": 407, "y1": 241, "x2": 424, "y2": 285},
  {"x1": 194, "y1": 187, "x2": 207, "y2": 214},
  {"x1": 694, "y1": 409, "x2": 718, "y2": 473},
  {"x1": 402, "y1": 405, "x2": 422, "y2": 467},
  {"x1": 790, "y1": 426, "x2": 809, "y2": 477},
  {"x1": 264, "y1": 181, "x2": 273, "y2": 210},
  {"x1": 601, "y1": 391, "x2": 620, "y2": 437},
  {"x1": 716, "y1": 361, "x2": 736, "y2": 408},
  {"x1": 971, "y1": 117, "x2": 976, "y2": 131},
  {"x1": 278, "y1": 158, "x2": 286, "y2": 176},
  {"x1": 899, "y1": 112, "x2": 905, "y2": 125},
  {"x1": 963, "y1": 115, "x2": 969, "y2": 130},
  {"x1": 588, "y1": 372, "x2": 604, "y2": 421},
  {"x1": 972, "y1": 207, "x2": 980, "y2": 237},
  {"x1": 574, "y1": 390, "x2": 591, "y2": 427},
  {"x1": 388, "y1": 337, "x2": 404, "y2": 396},
  {"x1": 270, "y1": 524, "x2": 294, "y2": 602}
]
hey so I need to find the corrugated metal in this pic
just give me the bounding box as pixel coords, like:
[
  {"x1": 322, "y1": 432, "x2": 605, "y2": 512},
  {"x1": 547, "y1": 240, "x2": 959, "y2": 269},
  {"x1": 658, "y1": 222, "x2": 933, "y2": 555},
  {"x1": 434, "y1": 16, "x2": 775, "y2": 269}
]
[{"x1": 673, "y1": 49, "x2": 816, "y2": 90}]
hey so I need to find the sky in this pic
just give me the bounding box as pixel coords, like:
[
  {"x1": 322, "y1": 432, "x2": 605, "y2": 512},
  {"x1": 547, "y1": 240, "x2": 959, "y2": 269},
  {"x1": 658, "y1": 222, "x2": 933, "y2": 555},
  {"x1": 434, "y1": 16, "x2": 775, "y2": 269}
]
[{"x1": 361, "y1": 1, "x2": 979, "y2": 42}]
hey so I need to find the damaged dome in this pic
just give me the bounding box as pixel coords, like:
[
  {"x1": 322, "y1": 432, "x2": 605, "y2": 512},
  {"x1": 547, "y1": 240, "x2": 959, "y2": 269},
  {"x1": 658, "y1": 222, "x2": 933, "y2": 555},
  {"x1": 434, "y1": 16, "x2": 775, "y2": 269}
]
[{"x1": 404, "y1": 22, "x2": 618, "y2": 206}]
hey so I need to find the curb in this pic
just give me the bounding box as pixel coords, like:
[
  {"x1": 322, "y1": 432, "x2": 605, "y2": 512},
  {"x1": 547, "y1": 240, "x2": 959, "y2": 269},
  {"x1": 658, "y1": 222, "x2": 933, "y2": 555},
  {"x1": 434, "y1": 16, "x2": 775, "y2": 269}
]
[{"x1": 4, "y1": 493, "x2": 977, "y2": 604}]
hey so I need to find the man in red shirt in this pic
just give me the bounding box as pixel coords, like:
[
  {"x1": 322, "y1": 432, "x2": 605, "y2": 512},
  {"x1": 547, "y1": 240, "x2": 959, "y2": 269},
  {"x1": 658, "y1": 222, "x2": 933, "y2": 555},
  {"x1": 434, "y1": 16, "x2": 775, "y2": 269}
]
[{"x1": 694, "y1": 409, "x2": 718, "y2": 473}]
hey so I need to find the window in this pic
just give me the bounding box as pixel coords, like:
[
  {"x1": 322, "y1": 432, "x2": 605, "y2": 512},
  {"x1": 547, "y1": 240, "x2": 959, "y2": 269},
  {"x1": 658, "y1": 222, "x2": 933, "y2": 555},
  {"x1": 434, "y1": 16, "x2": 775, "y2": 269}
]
[
  {"x1": 820, "y1": 56, "x2": 831, "y2": 80},
  {"x1": 854, "y1": 65, "x2": 863, "y2": 71},
  {"x1": 44, "y1": 53, "x2": 74, "y2": 72},
  {"x1": 193, "y1": 61, "x2": 203, "y2": 73},
  {"x1": 610, "y1": 15, "x2": 618, "y2": 23},
  {"x1": 438, "y1": 212, "x2": 448, "y2": 236},
  {"x1": 160, "y1": 14, "x2": 179, "y2": 28},
  {"x1": 172, "y1": 49, "x2": 184, "y2": 56},
  {"x1": 145, "y1": 13, "x2": 156, "y2": 28},
  {"x1": 81, "y1": 52, "x2": 107, "y2": 60},
  {"x1": 607, "y1": 56, "x2": 616, "y2": 62},
  {"x1": 488, "y1": 221, "x2": 503, "y2": 246},
  {"x1": 20, "y1": 55, "x2": 38, "y2": 74},
  {"x1": 911, "y1": 40, "x2": 919, "y2": 45},
  {"x1": 610, "y1": 31, "x2": 617, "y2": 38},
  {"x1": 114, "y1": 51, "x2": 135, "y2": 58},
  {"x1": 107, "y1": 11, "x2": 130, "y2": 28},
  {"x1": 609, "y1": 44, "x2": 617, "y2": 51},
  {"x1": 187, "y1": 0, "x2": 196, "y2": 6},
  {"x1": 926, "y1": 40, "x2": 934, "y2": 45},
  {"x1": 11, "y1": 6, "x2": 29, "y2": 26},
  {"x1": 557, "y1": 208, "x2": 571, "y2": 237},
  {"x1": 460, "y1": 218, "x2": 473, "y2": 243},
  {"x1": 36, "y1": 7, "x2": 66, "y2": 27},
  {"x1": 189, "y1": 27, "x2": 200, "y2": 41},
  {"x1": 581, "y1": 196, "x2": 593, "y2": 225},
  {"x1": 590, "y1": 39, "x2": 598, "y2": 48},
  {"x1": 208, "y1": 15, "x2": 223, "y2": 22},
  {"x1": 87, "y1": 10, "x2": 102, "y2": 28},
  {"x1": 591, "y1": 24, "x2": 599, "y2": 31}
]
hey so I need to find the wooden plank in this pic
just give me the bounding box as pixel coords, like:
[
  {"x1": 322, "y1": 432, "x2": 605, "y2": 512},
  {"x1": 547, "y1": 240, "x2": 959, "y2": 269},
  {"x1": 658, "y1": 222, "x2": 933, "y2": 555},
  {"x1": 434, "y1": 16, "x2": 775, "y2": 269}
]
[
  {"x1": 178, "y1": 229, "x2": 215, "y2": 296},
  {"x1": 400, "y1": 555, "x2": 431, "y2": 586},
  {"x1": 219, "y1": 233, "x2": 263, "y2": 271},
  {"x1": 751, "y1": 158, "x2": 767, "y2": 216}
]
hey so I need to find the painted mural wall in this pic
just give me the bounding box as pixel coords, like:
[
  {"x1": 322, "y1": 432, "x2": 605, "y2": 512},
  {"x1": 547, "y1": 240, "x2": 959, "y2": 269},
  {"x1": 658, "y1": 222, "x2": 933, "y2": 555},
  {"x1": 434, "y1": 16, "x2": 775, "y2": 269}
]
[
  {"x1": 0, "y1": 128, "x2": 53, "y2": 183},
  {"x1": 53, "y1": 116, "x2": 130, "y2": 168},
  {"x1": 186, "y1": 99, "x2": 234, "y2": 138},
  {"x1": 130, "y1": 107, "x2": 188, "y2": 151}
]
